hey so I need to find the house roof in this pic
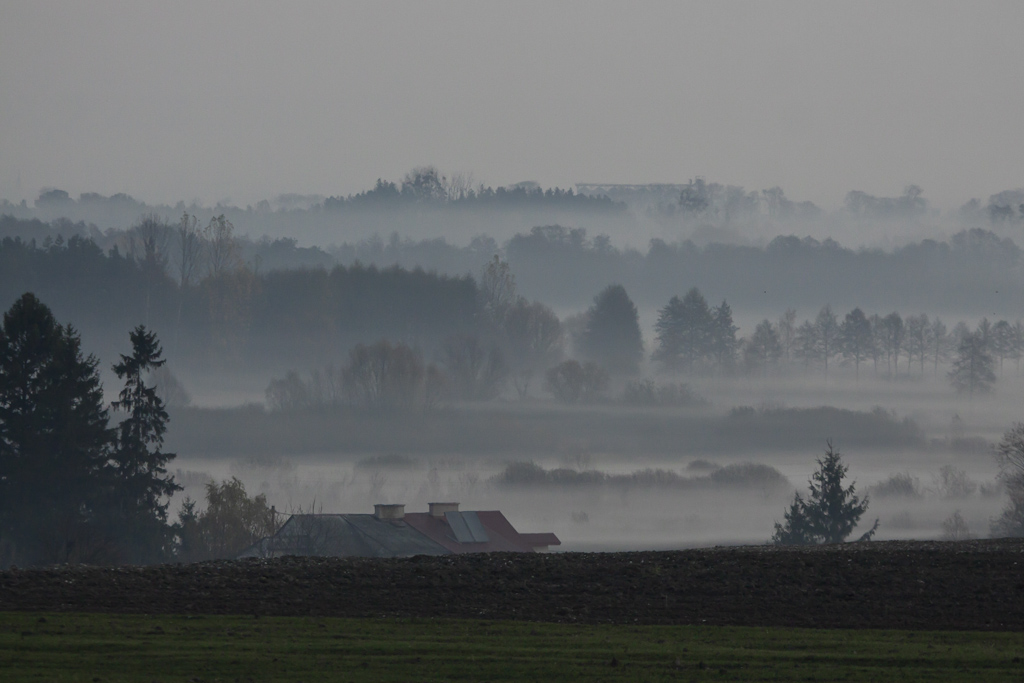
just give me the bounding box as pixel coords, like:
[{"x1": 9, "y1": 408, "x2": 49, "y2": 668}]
[
  {"x1": 403, "y1": 511, "x2": 541, "y2": 554},
  {"x1": 238, "y1": 508, "x2": 560, "y2": 559}
]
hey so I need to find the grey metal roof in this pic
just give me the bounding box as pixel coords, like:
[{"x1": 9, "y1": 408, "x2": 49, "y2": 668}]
[
  {"x1": 248, "y1": 514, "x2": 450, "y2": 559},
  {"x1": 344, "y1": 515, "x2": 450, "y2": 557}
]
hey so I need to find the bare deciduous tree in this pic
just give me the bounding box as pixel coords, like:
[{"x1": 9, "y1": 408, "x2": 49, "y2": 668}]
[
  {"x1": 174, "y1": 212, "x2": 204, "y2": 289},
  {"x1": 479, "y1": 255, "x2": 519, "y2": 326},
  {"x1": 441, "y1": 333, "x2": 508, "y2": 401},
  {"x1": 544, "y1": 359, "x2": 608, "y2": 404},
  {"x1": 206, "y1": 214, "x2": 241, "y2": 279},
  {"x1": 503, "y1": 300, "x2": 563, "y2": 398},
  {"x1": 343, "y1": 340, "x2": 427, "y2": 409}
]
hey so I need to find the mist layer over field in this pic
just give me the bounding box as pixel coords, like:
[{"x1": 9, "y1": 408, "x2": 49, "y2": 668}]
[{"x1": 162, "y1": 367, "x2": 1015, "y2": 550}]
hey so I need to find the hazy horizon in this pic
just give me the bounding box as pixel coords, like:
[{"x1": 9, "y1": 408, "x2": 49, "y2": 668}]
[{"x1": 3, "y1": 2, "x2": 1024, "y2": 211}]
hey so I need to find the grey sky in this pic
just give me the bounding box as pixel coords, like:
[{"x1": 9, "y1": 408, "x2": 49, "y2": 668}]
[{"x1": 1, "y1": 1, "x2": 1022, "y2": 209}]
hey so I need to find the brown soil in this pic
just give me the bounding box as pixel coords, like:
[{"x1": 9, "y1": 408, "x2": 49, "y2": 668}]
[{"x1": 2, "y1": 539, "x2": 1023, "y2": 631}]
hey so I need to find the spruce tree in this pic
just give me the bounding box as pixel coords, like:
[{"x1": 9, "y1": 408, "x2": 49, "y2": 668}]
[
  {"x1": 772, "y1": 442, "x2": 877, "y2": 545},
  {"x1": 109, "y1": 325, "x2": 180, "y2": 562},
  {"x1": 653, "y1": 288, "x2": 713, "y2": 373},
  {"x1": 0, "y1": 293, "x2": 113, "y2": 564},
  {"x1": 580, "y1": 285, "x2": 643, "y2": 375}
]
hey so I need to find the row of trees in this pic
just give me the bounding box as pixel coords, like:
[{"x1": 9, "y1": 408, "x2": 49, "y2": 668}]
[
  {"x1": 648, "y1": 288, "x2": 1016, "y2": 394},
  {"x1": 322, "y1": 167, "x2": 622, "y2": 211},
  {"x1": 744, "y1": 307, "x2": 1008, "y2": 394}
]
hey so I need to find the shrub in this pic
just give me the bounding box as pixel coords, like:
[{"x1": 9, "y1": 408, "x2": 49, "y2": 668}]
[
  {"x1": 176, "y1": 478, "x2": 280, "y2": 562},
  {"x1": 544, "y1": 360, "x2": 609, "y2": 404},
  {"x1": 621, "y1": 379, "x2": 706, "y2": 407},
  {"x1": 933, "y1": 465, "x2": 977, "y2": 499},
  {"x1": 490, "y1": 461, "x2": 788, "y2": 492},
  {"x1": 709, "y1": 463, "x2": 791, "y2": 493},
  {"x1": 941, "y1": 510, "x2": 972, "y2": 541},
  {"x1": 868, "y1": 472, "x2": 921, "y2": 499}
]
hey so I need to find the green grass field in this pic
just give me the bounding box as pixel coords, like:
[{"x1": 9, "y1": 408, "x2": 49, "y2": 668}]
[{"x1": 1, "y1": 612, "x2": 1022, "y2": 682}]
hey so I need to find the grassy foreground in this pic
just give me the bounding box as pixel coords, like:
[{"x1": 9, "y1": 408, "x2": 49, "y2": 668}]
[{"x1": 1, "y1": 612, "x2": 1022, "y2": 682}]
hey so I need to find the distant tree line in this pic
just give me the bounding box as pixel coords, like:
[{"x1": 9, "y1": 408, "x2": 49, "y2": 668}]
[
  {"x1": 650, "y1": 287, "x2": 1011, "y2": 394},
  {"x1": 322, "y1": 167, "x2": 624, "y2": 212},
  {"x1": 7, "y1": 211, "x2": 1024, "y2": 317},
  {"x1": 0, "y1": 217, "x2": 487, "y2": 371},
  {"x1": 505, "y1": 225, "x2": 1024, "y2": 312},
  {"x1": 10, "y1": 177, "x2": 1023, "y2": 228}
]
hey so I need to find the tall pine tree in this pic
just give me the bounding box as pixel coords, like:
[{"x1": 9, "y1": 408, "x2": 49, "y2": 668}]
[
  {"x1": 0, "y1": 293, "x2": 113, "y2": 565},
  {"x1": 109, "y1": 326, "x2": 180, "y2": 563}
]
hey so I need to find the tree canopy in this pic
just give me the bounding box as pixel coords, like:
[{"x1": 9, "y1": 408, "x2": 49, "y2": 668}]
[
  {"x1": 0, "y1": 293, "x2": 112, "y2": 564},
  {"x1": 579, "y1": 285, "x2": 643, "y2": 375}
]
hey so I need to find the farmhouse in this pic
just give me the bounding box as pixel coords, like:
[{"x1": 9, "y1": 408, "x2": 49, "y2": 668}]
[{"x1": 238, "y1": 503, "x2": 560, "y2": 559}]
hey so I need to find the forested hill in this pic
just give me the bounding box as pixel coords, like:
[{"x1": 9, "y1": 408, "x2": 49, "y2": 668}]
[
  {"x1": 0, "y1": 232, "x2": 480, "y2": 371},
  {"x1": 3, "y1": 214, "x2": 1024, "y2": 346},
  {"x1": 505, "y1": 226, "x2": 1024, "y2": 315}
]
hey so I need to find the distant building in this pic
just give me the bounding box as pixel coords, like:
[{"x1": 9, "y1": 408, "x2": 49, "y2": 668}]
[{"x1": 238, "y1": 503, "x2": 560, "y2": 559}]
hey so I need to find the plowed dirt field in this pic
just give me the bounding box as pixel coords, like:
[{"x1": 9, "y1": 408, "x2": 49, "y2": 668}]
[{"x1": 2, "y1": 539, "x2": 1022, "y2": 631}]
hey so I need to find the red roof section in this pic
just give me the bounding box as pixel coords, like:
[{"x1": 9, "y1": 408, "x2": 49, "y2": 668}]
[{"x1": 403, "y1": 511, "x2": 560, "y2": 554}]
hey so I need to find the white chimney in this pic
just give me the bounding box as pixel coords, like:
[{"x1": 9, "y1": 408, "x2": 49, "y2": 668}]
[
  {"x1": 428, "y1": 502, "x2": 459, "y2": 518},
  {"x1": 374, "y1": 503, "x2": 405, "y2": 520}
]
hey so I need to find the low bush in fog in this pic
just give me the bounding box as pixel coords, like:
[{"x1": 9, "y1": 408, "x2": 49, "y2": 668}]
[
  {"x1": 491, "y1": 461, "x2": 790, "y2": 493},
  {"x1": 723, "y1": 405, "x2": 924, "y2": 449},
  {"x1": 941, "y1": 511, "x2": 973, "y2": 541},
  {"x1": 620, "y1": 379, "x2": 707, "y2": 407},
  {"x1": 932, "y1": 465, "x2": 978, "y2": 498},
  {"x1": 868, "y1": 472, "x2": 922, "y2": 499},
  {"x1": 543, "y1": 360, "x2": 609, "y2": 404},
  {"x1": 707, "y1": 463, "x2": 790, "y2": 489}
]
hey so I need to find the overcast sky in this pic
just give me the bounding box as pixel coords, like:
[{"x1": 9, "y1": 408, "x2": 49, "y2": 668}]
[{"x1": 1, "y1": 1, "x2": 1022, "y2": 210}]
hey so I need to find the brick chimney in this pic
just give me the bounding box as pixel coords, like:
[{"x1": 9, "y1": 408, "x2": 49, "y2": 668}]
[
  {"x1": 428, "y1": 502, "x2": 459, "y2": 518},
  {"x1": 374, "y1": 503, "x2": 405, "y2": 520}
]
